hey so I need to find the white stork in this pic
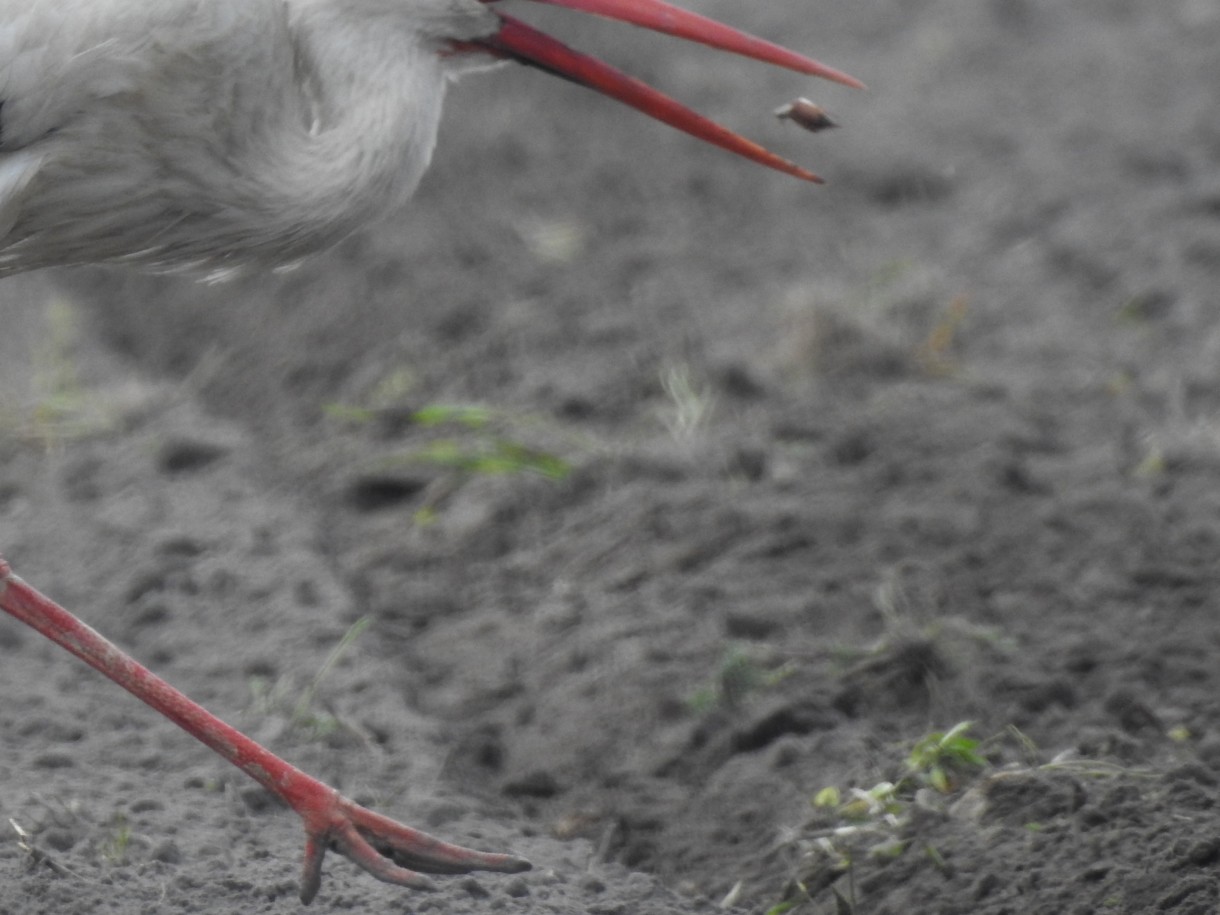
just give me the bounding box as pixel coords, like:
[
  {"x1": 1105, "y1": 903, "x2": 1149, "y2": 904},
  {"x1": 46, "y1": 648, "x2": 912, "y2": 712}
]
[{"x1": 0, "y1": 0, "x2": 859, "y2": 903}]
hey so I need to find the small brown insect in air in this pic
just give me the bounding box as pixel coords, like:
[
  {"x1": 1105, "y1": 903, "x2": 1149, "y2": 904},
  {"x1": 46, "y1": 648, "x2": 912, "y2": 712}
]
[{"x1": 775, "y1": 97, "x2": 837, "y2": 133}]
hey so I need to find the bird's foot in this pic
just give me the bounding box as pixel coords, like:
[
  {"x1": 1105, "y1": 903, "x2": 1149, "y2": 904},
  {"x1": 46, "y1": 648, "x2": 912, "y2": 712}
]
[
  {"x1": 296, "y1": 787, "x2": 531, "y2": 904},
  {"x1": 0, "y1": 554, "x2": 530, "y2": 905}
]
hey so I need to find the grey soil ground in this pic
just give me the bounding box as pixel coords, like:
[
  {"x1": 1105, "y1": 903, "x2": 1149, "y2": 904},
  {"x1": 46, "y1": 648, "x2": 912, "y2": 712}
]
[{"x1": 3, "y1": 1, "x2": 1220, "y2": 912}]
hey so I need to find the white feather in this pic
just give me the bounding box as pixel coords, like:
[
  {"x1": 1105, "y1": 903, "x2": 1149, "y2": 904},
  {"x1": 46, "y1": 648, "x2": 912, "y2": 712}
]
[{"x1": 0, "y1": 0, "x2": 499, "y2": 278}]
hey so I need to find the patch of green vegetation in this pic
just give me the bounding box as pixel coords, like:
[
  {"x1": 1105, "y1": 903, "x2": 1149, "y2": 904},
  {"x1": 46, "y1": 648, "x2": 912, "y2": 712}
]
[
  {"x1": 403, "y1": 436, "x2": 569, "y2": 479},
  {"x1": 768, "y1": 722, "x2": 989, "y2": 915},
  {"x1": 687, "y1": 644, "x2": 795, "y2": 712},
  {"x1": 906, "y1": 721, "x2": 987, "y2": 793},
  {"x1": 767, "y1": 724, "x2": 1160, "y2": 914},
  {"x1": 326, "y1": 400, "x2": 574, "y2": 497}
]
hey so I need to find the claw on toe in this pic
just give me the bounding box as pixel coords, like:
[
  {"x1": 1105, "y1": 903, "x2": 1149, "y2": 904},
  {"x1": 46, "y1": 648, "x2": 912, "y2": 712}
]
[
  {"x1": 0, "y1": 554, "x2": 530, "y2": 906},
  {"x1": 297, "y1": 791, "x2": 531, "y2": 905}
]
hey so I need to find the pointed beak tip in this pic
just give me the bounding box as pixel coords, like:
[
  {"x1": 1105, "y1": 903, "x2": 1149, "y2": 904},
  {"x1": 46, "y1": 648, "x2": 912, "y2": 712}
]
[
  {"x1": 785, "y1": 163, "x2": 826, "y2": 184},
  {"x1": 488, "y1": 0, "x2": 856, "y2": 184},
  {"x1": 817, "y1": 68, "x2": 866, "y2": 92}
]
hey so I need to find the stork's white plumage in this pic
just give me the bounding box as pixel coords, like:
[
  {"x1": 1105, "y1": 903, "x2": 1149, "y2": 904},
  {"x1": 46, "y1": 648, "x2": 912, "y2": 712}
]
[
  {"x1": 0, "y1": 0, "x2": 859, "y2": 904},
  {"x1": 0, "y1": 0, "x2": 859, "y2": 278},
  {"x1": 0, "y1": 0, "x2": 495, "y2": 276}
]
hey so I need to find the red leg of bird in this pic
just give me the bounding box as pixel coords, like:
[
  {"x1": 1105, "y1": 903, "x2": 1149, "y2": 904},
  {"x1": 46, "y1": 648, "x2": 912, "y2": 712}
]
[{"x1": 0, "y1": 555, "x2": 529, "y2": 905}]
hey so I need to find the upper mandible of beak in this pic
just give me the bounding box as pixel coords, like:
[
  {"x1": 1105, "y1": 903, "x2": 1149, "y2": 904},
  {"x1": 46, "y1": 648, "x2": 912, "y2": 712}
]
[{"x1": 465, "y1": 0, "x2": 863, "y2": 183}]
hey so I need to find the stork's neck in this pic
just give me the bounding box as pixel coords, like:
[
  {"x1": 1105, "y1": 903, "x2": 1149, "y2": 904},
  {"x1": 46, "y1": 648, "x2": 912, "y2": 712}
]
[{"x1": 244, "y1": 5, "x2": 469, "y2": 260}]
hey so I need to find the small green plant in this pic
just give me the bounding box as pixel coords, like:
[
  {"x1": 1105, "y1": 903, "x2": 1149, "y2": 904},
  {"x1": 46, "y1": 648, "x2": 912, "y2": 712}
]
[
  {"x1": 687, "y1": 644, "x2": 795, "y2": 712},
  {"x1": 99, "y1": 814, "x2": 132, "y2": 865},
  {"x1": 325, "y1": 401, "x2": 573, "y2": 497},
  {"x1": 248, "y1": 616, "x2": 372, "y2": 740},
  {"x1": 403, "y1": 437, "x2": 569, "y2": 479},
  {"x1": 769, "y1": 723, "x2": 989, "y2": 915},
  {"x1": 906, "y1": 721, "x2": 987, "y2": 793},
  {"x1": 293, "y1": 616, "x2": 372, "y2": 732}
]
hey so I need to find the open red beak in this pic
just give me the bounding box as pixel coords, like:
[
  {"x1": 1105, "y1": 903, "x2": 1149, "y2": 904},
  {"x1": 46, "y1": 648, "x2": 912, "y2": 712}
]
[{"x1": 469, "y1": 0, "x2": 863, "y2": 183}]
